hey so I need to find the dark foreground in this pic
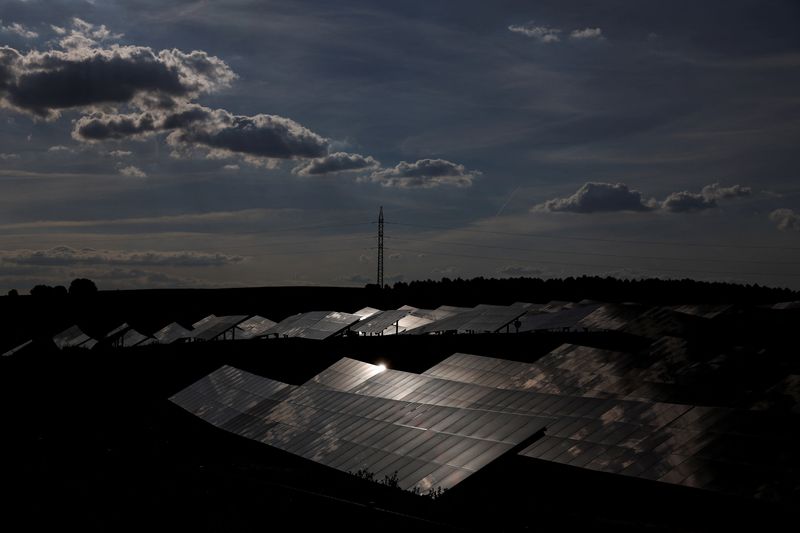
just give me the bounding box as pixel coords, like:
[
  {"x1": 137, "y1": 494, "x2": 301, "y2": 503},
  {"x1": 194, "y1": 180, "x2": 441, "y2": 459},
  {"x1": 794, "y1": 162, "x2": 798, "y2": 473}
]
[{"x1": 3, "y1": 331, "x2": 797, "y2": 532}]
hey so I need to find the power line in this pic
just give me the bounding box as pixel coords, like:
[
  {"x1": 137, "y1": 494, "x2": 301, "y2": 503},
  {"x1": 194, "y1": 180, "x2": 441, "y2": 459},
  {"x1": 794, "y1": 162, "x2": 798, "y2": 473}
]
[{"x1": 386, "y1": 221, "x2": 800, "y2": 252}]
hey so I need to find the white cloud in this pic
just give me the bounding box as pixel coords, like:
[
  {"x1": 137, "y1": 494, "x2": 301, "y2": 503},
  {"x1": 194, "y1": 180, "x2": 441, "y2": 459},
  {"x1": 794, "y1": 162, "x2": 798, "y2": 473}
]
[
  {"x1": 570, "y1": 28, "x2": 603, "y2": 40},
  {"x1": 508, "y1": 22, "x2": 562, "y2": 43},
  {"x1": 534, "y1": 182, "x2": 653, "y2": 213},
  {"x1": 48, "y1": 145, "x2": 74, "y2": 153},
  {"x1": 366, "y1": 158, "x2": 479, "y2": 188},
  {"x1": 662, "y1": 182, "x2": 751, "y2": 212},
  {"x1": 118, "y1": 165, "x2": 146, "y2": 178},
  {"x1": 292, "y1": 152, "x2": 379, "y2": 176},
  {"x1": 1, "y1": 21, "x2": 39, "y2": 39}
]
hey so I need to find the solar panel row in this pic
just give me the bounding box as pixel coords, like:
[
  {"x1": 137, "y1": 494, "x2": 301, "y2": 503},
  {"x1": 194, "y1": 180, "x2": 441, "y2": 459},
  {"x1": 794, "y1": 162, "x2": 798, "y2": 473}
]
[{"x1": 170, "y1": 364, "x2": 548, "y2": 493}]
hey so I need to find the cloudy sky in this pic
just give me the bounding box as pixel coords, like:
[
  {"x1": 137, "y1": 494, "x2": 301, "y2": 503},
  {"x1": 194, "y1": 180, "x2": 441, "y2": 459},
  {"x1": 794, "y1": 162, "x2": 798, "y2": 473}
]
[{"x1": 0, "y1": 0, "x2": 799, "y2": 291}]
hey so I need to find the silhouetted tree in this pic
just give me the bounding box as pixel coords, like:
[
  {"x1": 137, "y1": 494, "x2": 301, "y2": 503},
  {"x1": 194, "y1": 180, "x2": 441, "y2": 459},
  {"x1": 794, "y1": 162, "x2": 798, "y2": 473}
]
[
  {"x1": 30, "y1": 284, "x2": 53, "y2": 297},
  {"x1": 7, "y1": 289, "x2": 18, "y2": 297},
  {"x1": 69, "y1": 278, "x2": 98, "y2": 297}
]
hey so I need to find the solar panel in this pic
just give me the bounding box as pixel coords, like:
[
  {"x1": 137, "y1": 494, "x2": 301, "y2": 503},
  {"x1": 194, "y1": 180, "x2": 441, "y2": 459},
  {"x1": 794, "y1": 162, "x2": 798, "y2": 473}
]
[
  {"x1": 455, "y1": 304, "x2": 528, "y2": 333},
  {"x1": 353, "y1": 307, "x2": 382, "y2": 320},
  {"x1": 577, "y1": 304, "x2": 644, "y2": 331},
  {"x1": 236, "y1": 316, "x2": 277, "y2": 339},
  {"x1": 118, "y1": 328, "x2": 154, "y2": 347},
  {"x1": 352, "y1": 310, "x2": 410, "y2": 335},
  {"x1": 2, "y1": 339, "x2": 31, "y2": 357},
  {"x1": 153, "y1": 322, "x2": 193, "y2": 344},
  {"x1": 170, "y1": 364, "x2": 548, "y2": 493},
  {"x1": 516, "y1": 305, "x2": 602, "y2": 332},
  {"x1": 104, "y1": 323, "x2": 131, "y2": 340},
  {"x1": 191, "y1": 315, "x2": 250, "y2": 341},
  {"x1": 389, "y1": 314, "x2": 433, "y2": 335},
  {"x1": 298, "y1": 312, "x2": 362, "y2": 340},
  {"x1": 192, "y1": 315, "x2": 216, "y2": 329},
  {"x1": 52, "y1": 325, "x2": 94, "y2": 349},
  {"x1": 265, "y1": 311, "x2": 328, "y2": 338}
]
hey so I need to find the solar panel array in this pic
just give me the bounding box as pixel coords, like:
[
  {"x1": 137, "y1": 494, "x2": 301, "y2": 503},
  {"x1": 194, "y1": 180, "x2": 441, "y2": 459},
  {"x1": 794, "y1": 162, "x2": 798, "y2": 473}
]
[
  {"x1": 422, "y1": 352, "x2": 797, "y2": 499},
  {"x1": 170, "y1": 364, "x2": 549, "y2": 493},
  {"x1": 409, "y1": 304, "x2": 527, "y2": 335},
  {"x1": 174, "y1": 350, "x2": 793, "y2": 499},
  {"x1": 264, "y1": 311, "x2": 361, "y2": 340}
]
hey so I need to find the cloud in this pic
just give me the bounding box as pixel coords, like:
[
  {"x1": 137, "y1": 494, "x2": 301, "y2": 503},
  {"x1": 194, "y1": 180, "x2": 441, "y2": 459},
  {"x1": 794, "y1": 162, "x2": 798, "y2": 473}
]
[
  {"x1": 537, "y1": 181, "x2": 752, "y2": 214},
  {"x1": 1, "y1": 22, "x2": 39, "y2": 39},
  {"x1": 118, "y1": 165, "x2": 146, "y2": 178},
  {"x1": 661, "y1": 182, "x2": 751, "y2": 212},
  {"x1": 165, "y1": 107, "x2": 329, "y2": 160},
  {"x1": 570, "y1": 28, "x2": 603, "y2": 40},
  {"x1": 769, "y1": 208, "x2": 800, "y2": 231},
  {"x1": 109, "y1": 149, "x2": 132, "y2": 157},
  {"x1": 534, "y1": 182, "x2": 653, "y2": 213},
  {"x1": 701, "y1": 182, "x2": 751, "y2": 200},
  {"x1": 508, "y1": 22, "x2": 561, "y2": 43},
  {"x1": 0, "y1": 152, "x2": 19, "y2": 160},
  {"x1": 660, "y1": 190, "x2": 716, "y2": 212},
  {"x1": 0, "y1": 28, "x2": 235, "y2": 119},
  {"x1": 47, "y1": 144, "x2": 73, "y2": 153},
  {"x1": 0, "y1": 246, "x2": 245, "y2": 267},
  {"x1": 366, "y1": 158, "x2": 479, "y2": 188},
  {"x1": 292, "y1": 152, "x2": 379, "y2": 176},
  {"x1": 223, "y1": 164, "x2": 239, "y2": 171}
]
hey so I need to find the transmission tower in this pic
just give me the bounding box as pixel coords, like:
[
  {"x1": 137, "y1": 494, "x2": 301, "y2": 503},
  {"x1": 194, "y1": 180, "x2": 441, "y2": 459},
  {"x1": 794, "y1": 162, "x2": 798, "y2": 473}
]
[{"x1": 377, "y1": 206, "x2": 384, "y2": 288}]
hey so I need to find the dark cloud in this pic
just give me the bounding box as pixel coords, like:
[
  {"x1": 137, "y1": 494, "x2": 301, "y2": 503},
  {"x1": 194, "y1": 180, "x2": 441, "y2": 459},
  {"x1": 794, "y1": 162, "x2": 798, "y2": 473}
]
[
  {"x1": 367, "y1": 158, "x2": 479, "y2": 188},
  {"x1": 0, "y1": 43, "x2": 234, "y2": 118},
  {"x1": 0, "y1": 246, "x2": 244, "y2": 267},
  {"x1": 292, "y1": 152, "x2": 379, "y2": 176},
  {"x1": 537, "y1": 182, "x2": 752, "y2": 214},
  {"x1": 72, "y1": 105, "x2": 209, "y2": 141},
  {"x1": 73, "y1": 103, "x2": 330, "y2": 162},
  {"x1": 769, "y1": 208, "x2": 800, "y2": 231},
  {"x1": 166, "y1": 108, "x2": 329, "y2": 161},
  {"x1": 661, "y1": 182, "x2": 751, "y2": 212},
  {"x1": 534, "y1": 182, "x2": 653, "y2": 213}
]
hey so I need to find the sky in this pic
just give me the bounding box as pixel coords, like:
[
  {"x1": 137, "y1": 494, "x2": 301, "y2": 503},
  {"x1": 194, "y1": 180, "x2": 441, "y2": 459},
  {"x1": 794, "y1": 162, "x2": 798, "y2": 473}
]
[{"x1": 0, "y1": 0, "x2": 799, "y2": 292}]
